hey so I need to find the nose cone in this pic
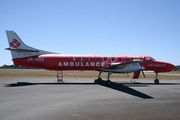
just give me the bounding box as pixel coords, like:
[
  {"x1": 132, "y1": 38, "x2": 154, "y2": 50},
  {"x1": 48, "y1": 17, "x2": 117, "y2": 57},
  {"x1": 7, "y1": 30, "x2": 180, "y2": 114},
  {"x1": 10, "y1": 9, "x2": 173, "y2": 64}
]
[
  {"x1": 153, "y1": 60, "x2": 176, "y2": 72},
  {"x1": 169, "y1": 63, "x2": 176, "y2": 71}
]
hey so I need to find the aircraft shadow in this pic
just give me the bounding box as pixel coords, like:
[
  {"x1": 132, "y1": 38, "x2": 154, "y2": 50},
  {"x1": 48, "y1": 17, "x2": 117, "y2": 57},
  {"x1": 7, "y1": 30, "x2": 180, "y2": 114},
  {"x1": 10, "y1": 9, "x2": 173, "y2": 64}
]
[
  {"x1": 96, "y1": 80, "x2": 154, "y2": 99},
  {"x1": 5, "y1": 79, "x2": 179, "y2": 99}
]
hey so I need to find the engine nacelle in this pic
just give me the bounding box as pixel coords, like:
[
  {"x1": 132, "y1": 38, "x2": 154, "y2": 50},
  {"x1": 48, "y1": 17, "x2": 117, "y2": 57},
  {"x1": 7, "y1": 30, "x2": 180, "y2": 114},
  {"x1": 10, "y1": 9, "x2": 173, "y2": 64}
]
[
  {"x1": 109, "y1": 62, "x2": 121, "y2": 66},
  {"x1": 108, "y1": 63, "x2": 144, "y2": 73}
]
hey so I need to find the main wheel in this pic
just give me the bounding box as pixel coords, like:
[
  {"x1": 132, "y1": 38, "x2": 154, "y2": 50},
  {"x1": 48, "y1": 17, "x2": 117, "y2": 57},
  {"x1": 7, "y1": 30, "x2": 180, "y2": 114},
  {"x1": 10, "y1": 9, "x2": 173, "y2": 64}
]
[
  {"x1": 97, "y1": 77, "x2": 102, "y2": 82},
  {"x1": 154, "y1": 79, "x2": 159, "y2": 84},
  {"x1": 106, "y1": 80, "x2": 112, "y2": 85}
]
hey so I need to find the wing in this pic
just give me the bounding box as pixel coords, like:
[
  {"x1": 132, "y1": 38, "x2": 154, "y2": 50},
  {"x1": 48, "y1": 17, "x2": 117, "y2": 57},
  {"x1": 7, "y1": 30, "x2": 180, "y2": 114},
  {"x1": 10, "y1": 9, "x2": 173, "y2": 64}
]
[
  {"x1": 103, "y1": 59, "x2": 143, "y2": 69},
  {"x1": 99, "y1": 59, "x2": 144, "y2": 73}
]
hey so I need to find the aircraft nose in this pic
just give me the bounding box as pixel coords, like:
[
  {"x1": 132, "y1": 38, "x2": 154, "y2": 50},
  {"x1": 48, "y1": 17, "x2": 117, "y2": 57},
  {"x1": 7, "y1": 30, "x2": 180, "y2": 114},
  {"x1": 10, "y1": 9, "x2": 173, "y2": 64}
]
[
  {"x1": 155, "y1": 61, "x2": 176, "y2": 72},
  {"x1": 169, "y1": 63, "x2": 176, "y2": 71}
]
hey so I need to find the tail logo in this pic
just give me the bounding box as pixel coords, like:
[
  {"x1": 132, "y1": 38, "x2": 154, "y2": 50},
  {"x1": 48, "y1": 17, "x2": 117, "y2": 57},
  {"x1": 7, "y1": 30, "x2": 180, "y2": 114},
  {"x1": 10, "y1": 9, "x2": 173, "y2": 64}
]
[{"x1": 10, "y1": 39, "x2": 21, "y2": 48}]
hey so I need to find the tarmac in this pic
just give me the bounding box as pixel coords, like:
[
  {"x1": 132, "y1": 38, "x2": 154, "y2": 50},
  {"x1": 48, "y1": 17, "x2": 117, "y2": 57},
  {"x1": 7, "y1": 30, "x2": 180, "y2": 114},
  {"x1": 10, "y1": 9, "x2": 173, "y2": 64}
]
[{"x1": 0, "y1": 77, "x2": 180, "y2": 120}]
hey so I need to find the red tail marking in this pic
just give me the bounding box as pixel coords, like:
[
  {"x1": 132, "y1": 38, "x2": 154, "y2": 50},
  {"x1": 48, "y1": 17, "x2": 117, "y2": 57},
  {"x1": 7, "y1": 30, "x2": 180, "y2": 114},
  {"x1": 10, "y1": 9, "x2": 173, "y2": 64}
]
[{"x1": 10, "y1": 39, "x2": 21, "y2": 48}]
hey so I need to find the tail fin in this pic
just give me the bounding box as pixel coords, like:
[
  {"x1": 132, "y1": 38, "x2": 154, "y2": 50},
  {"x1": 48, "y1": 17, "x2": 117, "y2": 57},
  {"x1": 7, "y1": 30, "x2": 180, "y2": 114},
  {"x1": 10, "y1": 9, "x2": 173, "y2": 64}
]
[{"x1": 5, "y1": 30, "x2": 52, "y2": 59}]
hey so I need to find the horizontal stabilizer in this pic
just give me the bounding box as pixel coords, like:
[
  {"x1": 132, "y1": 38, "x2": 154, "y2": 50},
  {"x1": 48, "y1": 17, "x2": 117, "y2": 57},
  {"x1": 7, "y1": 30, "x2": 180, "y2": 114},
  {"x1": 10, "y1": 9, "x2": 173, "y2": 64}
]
[{"x1": 5, "y1": 47, "x2": 39, "y2": 52}]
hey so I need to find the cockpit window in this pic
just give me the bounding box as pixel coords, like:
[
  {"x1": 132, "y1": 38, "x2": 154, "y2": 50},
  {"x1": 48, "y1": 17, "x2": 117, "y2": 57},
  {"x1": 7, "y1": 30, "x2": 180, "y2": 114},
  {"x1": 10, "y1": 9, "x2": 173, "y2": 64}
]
[{"x1": 145, "y1": 57, "x2": 155, "y2": 61}]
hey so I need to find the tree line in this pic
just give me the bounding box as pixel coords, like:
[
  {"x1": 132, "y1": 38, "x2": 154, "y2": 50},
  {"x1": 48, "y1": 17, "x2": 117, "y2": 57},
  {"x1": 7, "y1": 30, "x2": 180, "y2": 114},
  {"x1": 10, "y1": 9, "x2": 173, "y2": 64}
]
[
  {"x1": 0, "y1": 64, "x2": 38, "y2": 69},
  {"x1": 176, "y1": 65, "x2": 180, "y2": 71}
]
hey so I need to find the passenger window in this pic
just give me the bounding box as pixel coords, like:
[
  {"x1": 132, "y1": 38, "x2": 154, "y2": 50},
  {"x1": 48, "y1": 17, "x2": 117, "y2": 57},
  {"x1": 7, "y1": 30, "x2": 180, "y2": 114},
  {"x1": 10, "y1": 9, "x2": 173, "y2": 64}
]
[
  {"x1": 103, "y1": 57, "x2": 108, "y2": 61},
  {"x1": 126, "y1": 58, "x2": 129, "y2": 61},
  {"x1": 96, "y1": 57, "x2": 100, "y2": 61},
  {"x1": 81, "y1": 57, "x2": 84, "y2": 61},
  {"x1": 111, "y1": 57, "x2": 115, "y2": 62},
  {"x1": 73, "y1": 57, "x2": 76, "y2": 61},
  {"x1": 118, "y1": 57, "x2": 122, "y2": 62},
  {"x1": 88, "y1": 57, "x2": 92, "y2": 61}
]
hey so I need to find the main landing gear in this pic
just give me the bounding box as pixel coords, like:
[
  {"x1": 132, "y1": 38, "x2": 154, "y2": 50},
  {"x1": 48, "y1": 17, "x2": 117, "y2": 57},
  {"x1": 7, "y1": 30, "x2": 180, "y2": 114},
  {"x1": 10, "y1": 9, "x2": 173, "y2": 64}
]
[
  {"x1": 57, "y1": 71, "x2": 64, "y2": 83},
  {"x1": 106, "y1": 72, "x2": 112, "y2": 85},
  {"x1": 95, "y1": 71, "x2": 112, "y2": 85},
  {"x1": 154, "y1": 72, "x2": 159, "y2": 84},
  {"x1": 95, "y1": 71, "x2": 160, "y2": 85},
  {"x1": 97, "y1": 71, "x2": 103, "y2": 82}
]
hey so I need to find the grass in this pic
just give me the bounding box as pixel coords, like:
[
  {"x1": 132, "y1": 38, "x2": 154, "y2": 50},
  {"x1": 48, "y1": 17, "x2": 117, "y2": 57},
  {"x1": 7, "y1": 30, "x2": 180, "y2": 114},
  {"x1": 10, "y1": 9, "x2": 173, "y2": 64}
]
[{"x1": 0, "y1": 69, "x2": 180, "y2": 80}]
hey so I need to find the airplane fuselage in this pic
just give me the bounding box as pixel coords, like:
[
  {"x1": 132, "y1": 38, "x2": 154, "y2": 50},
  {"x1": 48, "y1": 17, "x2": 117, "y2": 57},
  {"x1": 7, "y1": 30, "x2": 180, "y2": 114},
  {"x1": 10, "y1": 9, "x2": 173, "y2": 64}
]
[{"x1": 12, "y1": 54, "x2": 175, "y2": 73}]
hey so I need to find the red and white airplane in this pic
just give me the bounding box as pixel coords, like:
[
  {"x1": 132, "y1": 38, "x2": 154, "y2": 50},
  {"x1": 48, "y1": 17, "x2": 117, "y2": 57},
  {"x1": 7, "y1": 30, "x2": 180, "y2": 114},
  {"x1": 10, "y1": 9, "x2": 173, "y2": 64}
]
[{"x1": 5, "y1": 30, "x2": 176, "y2": 85}]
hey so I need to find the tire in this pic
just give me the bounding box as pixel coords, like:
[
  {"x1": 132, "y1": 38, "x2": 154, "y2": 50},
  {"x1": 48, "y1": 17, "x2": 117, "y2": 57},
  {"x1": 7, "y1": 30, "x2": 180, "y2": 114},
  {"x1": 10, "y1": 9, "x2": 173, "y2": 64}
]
[
  {"x1": 106, "y1": 80, "x2": 112, "y2": 85},
  {"x1": 154, "y1": 79, "x2": 159, "y2": 84}
]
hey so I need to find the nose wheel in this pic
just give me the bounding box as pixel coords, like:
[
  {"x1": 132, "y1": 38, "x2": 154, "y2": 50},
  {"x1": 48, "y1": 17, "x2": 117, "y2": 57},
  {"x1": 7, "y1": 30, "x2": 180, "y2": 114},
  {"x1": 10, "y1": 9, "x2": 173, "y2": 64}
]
[
  {"x1": 154, "y1": 79, "x2": 159, "y2": 84},
  {"x1": 154, "y1": 72, "x2": 159, "y2": 84}
]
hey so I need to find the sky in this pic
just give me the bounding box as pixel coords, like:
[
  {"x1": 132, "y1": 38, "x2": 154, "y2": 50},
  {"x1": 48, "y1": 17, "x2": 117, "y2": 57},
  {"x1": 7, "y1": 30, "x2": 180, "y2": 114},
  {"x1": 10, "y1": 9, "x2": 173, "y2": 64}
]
[{"x1": 0, "y1": 0, "x2": 180, "y2": 66}]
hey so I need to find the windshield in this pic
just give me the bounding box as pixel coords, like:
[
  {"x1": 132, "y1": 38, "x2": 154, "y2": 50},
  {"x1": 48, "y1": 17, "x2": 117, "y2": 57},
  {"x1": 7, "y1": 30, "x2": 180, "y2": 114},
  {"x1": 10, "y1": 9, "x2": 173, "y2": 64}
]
[{"x1": 145, "y1": 57, "x2": 155, "y2": 61}]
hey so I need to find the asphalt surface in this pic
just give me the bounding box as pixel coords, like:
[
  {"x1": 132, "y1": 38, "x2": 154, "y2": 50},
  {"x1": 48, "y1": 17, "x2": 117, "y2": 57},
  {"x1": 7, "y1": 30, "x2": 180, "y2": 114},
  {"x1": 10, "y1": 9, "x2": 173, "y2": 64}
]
[{"x1": 0, "y1": 78, "x2": 180, "y2": 120}]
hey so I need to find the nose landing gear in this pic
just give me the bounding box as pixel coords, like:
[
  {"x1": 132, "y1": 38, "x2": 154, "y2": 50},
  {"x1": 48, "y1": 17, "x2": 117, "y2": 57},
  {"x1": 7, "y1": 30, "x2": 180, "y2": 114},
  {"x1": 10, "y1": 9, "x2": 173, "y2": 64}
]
[{"x1": 154, "y1": 72, "x2": 159, "y2": 84}]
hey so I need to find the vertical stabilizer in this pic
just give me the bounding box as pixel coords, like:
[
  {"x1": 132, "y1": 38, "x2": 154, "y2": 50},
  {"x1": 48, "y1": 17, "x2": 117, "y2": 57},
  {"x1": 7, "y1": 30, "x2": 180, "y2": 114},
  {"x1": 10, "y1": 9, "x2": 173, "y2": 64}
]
[{"x1": 6, "y1": 30, "x2": 52, "y2": 59}]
